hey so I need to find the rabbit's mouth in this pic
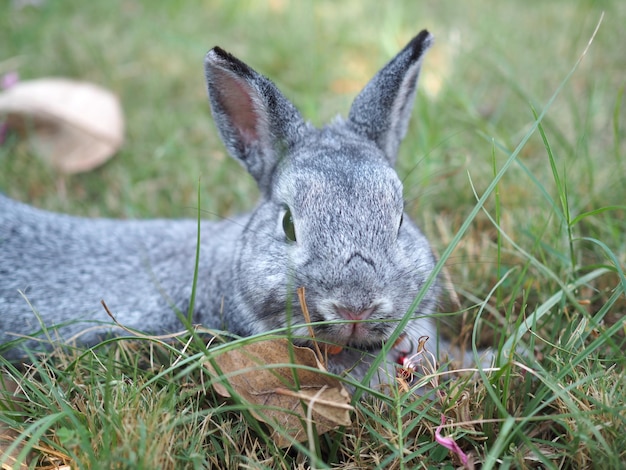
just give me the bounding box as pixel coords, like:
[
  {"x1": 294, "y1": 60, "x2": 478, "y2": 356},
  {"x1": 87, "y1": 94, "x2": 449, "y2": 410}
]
[
  {"x1": 309, "y1": 299, "x2": 394, "y2": 345},
  {"x1": 312, "y1": 320, "x2": 391, "y2": 348},
  {"x1": 299, "y1": 337, "x2": 385, "y2": 355}
]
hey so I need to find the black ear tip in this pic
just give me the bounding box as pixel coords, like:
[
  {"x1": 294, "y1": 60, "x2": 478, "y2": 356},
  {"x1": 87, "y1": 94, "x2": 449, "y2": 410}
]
[
  {"x1": 407, "y1": 30, "x2": 434, "y2": 58},
  {"x1": 210, "y1": 46, "x2": 227, "y2": 56},
  {"x1": 415, "y1": 29, "x2": 433, "y2": 44},
  {"x1": 205, "y1": 46, "x2": 254, "y2": 78},
  {"x1": 205, "y1": 46, "x2": 230, "y2": 64}
]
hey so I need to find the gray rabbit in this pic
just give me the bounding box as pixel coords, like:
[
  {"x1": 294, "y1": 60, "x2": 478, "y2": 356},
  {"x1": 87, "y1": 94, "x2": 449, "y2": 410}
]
[{"x1": 0, "y1": 31, "x2": 442, "y2": 383}]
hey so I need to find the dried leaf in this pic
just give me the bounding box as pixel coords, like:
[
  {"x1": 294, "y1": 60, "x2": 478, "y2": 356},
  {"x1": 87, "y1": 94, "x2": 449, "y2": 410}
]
[
  {"x1": 0, "y1": 78, "x2": 124, "y2": 173},
  {"x1": 205, "y1": 338, "x2": 353, "y2": 447}
]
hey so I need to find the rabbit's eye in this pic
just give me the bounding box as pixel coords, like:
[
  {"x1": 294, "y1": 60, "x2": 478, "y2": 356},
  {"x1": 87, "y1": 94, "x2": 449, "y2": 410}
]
[{"x1": 282, "y1": 208, "x2": 296, "y2": 242}]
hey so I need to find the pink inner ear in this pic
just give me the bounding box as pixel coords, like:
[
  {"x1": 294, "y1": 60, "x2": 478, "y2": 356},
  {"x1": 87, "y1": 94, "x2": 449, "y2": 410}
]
[{"x1": 216, "y1": 70, "x2": 260, "y2": 145}]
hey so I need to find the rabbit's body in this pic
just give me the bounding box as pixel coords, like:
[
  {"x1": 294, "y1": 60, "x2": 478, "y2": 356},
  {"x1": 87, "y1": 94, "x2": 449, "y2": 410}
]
[
  {"x1": 0, "y1": 195, "x2": 243, "y2": 352},
  {"x1": 0, "y1": 31, "x2": 442, "y2": 380}
]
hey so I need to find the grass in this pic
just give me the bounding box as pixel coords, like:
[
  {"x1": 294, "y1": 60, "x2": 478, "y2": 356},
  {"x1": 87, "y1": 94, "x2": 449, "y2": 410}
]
[{"x1": 1, "y1": 0, "x2": 625, "y2": 468}]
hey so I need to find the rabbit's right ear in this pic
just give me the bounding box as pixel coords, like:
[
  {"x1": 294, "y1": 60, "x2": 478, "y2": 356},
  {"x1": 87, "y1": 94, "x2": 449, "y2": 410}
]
[
  {"x1": 348, "y1": 30, "x2": 433, "y2": 166},
  {"x1": 204, "y1": 48, "x2": 306, "y2": 192}
]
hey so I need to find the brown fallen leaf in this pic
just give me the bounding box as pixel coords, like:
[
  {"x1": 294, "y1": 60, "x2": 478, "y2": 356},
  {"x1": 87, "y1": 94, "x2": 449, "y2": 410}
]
[{"x1": 205, "y1": 338, "x2": 353, "y2": 447}]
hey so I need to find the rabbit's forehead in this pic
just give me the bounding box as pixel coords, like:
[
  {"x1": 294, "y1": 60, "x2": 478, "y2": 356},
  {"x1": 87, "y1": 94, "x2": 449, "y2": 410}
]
[
  {"x1": 275, "y1": 160, "x2": 403, "y2": 213},
  {"x1": 274, "y1": 129, "x2": 404, "y2": 213}
]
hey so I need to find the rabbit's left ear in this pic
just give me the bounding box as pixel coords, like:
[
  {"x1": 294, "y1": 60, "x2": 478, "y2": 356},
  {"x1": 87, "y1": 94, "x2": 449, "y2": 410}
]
[
  {"x1": 348, "y1": 30, "x2": 433, "y2": 166},
  {"x1": 204, "y1": 47, "x2": 306, "y2": 192}
]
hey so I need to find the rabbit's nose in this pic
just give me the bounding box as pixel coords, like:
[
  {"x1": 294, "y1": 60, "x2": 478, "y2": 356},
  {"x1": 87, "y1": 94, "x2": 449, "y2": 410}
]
[{"x1": 335, "y1": 306, "x2": 375, "y2": 321}]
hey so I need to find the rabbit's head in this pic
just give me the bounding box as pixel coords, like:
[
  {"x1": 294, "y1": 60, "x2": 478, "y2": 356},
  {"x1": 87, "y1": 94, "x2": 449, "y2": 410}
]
[{"x1": 205, "y1": 31, "x2": 438, "y2": 352}]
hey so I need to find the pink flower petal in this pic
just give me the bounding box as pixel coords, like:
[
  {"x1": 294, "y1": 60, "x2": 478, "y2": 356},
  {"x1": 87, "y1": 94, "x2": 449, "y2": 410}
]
[
  {"x1": 1, "y1": 71, "x2": 19, "y2": 89},
  {"x1": 435, "y1": 414, "x2": 468, "y2": 466}
]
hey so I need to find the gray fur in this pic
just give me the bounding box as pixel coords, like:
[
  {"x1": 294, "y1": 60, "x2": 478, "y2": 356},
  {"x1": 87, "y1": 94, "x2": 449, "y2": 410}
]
[{"x1": 0, "y1": 31, "x2": 439, "y2": 382}]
